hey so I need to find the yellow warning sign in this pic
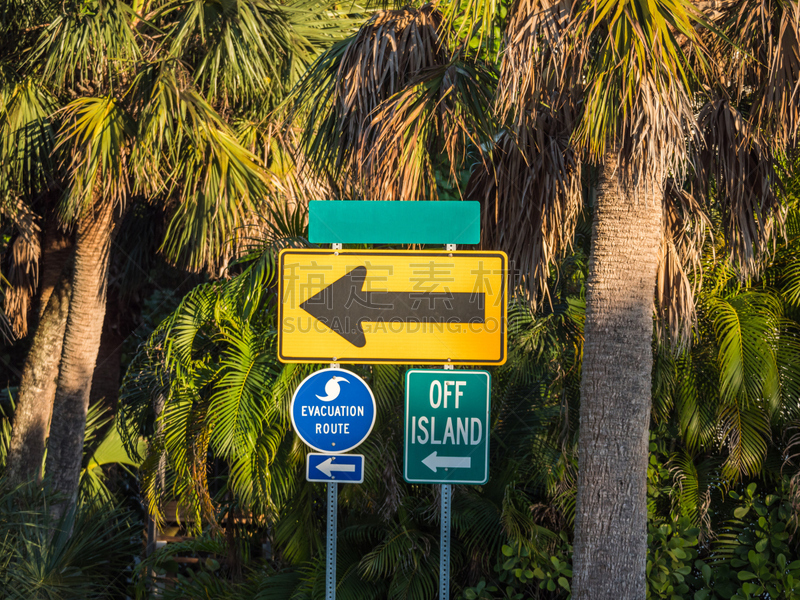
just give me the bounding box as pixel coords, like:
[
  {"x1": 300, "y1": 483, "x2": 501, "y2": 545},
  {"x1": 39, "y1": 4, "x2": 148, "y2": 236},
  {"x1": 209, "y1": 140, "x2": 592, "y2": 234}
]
[{"x1": 278, "y1": 250, "x2": 507, "y2": 365}]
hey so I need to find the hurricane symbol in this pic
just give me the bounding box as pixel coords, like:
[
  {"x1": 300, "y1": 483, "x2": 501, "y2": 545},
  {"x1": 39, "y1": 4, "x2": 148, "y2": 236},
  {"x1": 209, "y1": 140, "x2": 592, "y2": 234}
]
[{"x1": 316, "y1": 376, "x2": 348, "y2": 401}]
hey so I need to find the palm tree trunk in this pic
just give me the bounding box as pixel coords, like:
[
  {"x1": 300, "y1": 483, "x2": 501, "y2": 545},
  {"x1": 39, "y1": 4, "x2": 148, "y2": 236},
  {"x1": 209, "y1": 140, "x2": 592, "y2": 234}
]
[
  {"x1": 37, "y1": 215, "x2": 73, "y2": 320},
  {"x1": 89, "y1": 299, "x2": 124, "y2": 408},
  {"x1": 45, "y1": 198, "x2": 118, "y2": 516},
  {"x1": 572, "y1": 152, "x2": 663, "y2": 599},
  {"x1": 6, "y1": 263, "x2": 72, "y2": 485}
]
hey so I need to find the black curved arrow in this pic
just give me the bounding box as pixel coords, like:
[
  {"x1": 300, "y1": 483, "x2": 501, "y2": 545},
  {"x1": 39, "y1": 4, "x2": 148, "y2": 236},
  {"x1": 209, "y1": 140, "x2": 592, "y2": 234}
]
[{"x1": 299, "y1": 266, "x2": 485, "y2": 348}]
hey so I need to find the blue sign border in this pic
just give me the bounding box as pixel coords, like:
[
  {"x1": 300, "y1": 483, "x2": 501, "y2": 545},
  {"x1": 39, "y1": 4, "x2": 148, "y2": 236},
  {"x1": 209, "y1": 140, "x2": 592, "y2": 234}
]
[
  {"x1": 306, "y1": 453, "x2": 365, "y2": 483},
  {"x1": 290, "y1": 367, "x2": 376, "y2": 453}
]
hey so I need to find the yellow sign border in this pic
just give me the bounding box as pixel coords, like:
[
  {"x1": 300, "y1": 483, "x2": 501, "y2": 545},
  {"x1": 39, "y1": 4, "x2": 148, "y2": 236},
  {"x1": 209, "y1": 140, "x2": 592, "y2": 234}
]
[{"x1": 277, "y1": 249, "x2": 507, "y2": 365}]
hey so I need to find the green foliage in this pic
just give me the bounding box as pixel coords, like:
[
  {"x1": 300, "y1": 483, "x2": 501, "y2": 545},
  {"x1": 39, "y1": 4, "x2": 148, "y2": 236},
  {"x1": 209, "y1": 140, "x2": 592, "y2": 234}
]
[
  {"x1": 646, "y1": 518, "x2": 699, "y2": 598},
  {"x1": 117, "y1": 230, "x2": 297, "y2": 526},
  {"x1": 693, "y1": 483, "x2": 800, "y2": 600},
  {"x1": 80, "y1": 403, "x2": 144, "y2": 503},
  {"x1": 0, "y1": 479, "x2": 139, "y2": 599},
  {"x1": 459, "y1": 459, "x2": 800, "y2": 600},
  {"x1": 460, "y1": 533, "x2": 573, "y2": 600},
  {"x1": 0, "y1": 393, "x2": 142, "y2": 501},
  {"x1": 0, "y1": 391, "x2": 13, "y2": 471}
]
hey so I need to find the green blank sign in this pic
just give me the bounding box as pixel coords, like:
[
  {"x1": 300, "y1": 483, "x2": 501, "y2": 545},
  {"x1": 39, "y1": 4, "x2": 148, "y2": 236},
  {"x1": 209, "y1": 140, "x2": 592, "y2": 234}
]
[
  {"x1": 308, "y1": 201, "x2": 480, "y2": 244},
  {"x1": 404, "y1": 369, "x2": 490, "y2": 484}
]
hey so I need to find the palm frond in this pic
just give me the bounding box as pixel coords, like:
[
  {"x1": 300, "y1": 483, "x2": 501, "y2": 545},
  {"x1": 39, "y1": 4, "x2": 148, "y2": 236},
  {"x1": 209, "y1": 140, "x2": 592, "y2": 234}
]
[
  {"x1": 0, "y1": 197, "x2": 40, "y2": 338},
  {"x1": 235, "y1": 119, "x2": 332, "y2": 208},
  {"x1": 656, "y1": 180, "x2": 711, "y2": 349},
  {"x1": 719, "y1": 402, "x2": 771, "y2": 480},
  {"x1": 361, "y1": 57, "x2": 496, "y2": 201},
  {"x1": 496, "y1": 0, "x2": 576, "y2": 128},
  {"x1": 673, "y1": 351, "x2": 718, "y2": 453},
  {"x1": 208, "y1": 320, "x2": 280, "y2": 457},
  {"x1": 693, "y1": 98, "x2": 784, "y2": 278},
  {"x1": 668, "y1": 451, "x2": 718, "y2": 533},
  {"x1": 707, "y1": 291, "x2": 781, "y2": 405},
  {"x1": 721, "y1": 0, "x2": 800, "y2": 147},
  {"x1": 0, "y1": 0, "x2": 55, "y2": 84},
  {"x1": 161, "y1": 101, "x2": 272, "y2": 272},
  {"x1": 468, "y1": 116, "x2": 581, "y2": 307},
  {"x1": 438, "y1": 0, "x2": 505, "y2": 52},
  {"x1": 0, "y1": 489, "x2": 137, "y2": 599},
  {"x1": 31, "y1": 0, "x2": 140, "y2": 94},
  {"x1": 295, "y1": 5, "x2": 453, "y2": 193},
  {"x1": 0, "y1": 78, "x2": 59, "y2": 198},
  {"x1": 570, "y1": 0, "x2": 704, "y2": 186},
  {"x1": 278, "y1": 0, "x2": 368, "y2": 92},
  {"x1": 164, "y1": 0, "x2": 293, "y2": 106},
  {"x1": 357, "y1": 519, "x2": 438, "y2": 599},
  {"x1": 56, "y1": 96, "x2": 134, "y2": 223}
]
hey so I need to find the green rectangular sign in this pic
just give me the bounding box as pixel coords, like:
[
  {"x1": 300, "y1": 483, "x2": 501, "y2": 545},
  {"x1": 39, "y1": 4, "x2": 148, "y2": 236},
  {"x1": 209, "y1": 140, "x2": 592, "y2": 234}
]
[
  {"x1": 404, "y1": 369, "x2": 490, "y2": 484},
  {"x1": 308, "y1": 201, "x2": 480, "y2": 244}
]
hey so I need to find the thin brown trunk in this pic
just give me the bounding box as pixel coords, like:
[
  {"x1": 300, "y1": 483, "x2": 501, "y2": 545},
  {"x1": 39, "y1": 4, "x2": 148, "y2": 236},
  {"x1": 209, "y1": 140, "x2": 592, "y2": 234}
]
[
  {"x1": 38, "y1": 216, "x2": 72, "y2": 320},
  {"x1": 89, "y1": 307, "x2": 124, "y2": 408},
  {"x1": 6, "y1": 262, "x2": 72, "y2": 485},
  {"x1": 572, "y1": 153, "x2": 663, "y2": 600},
  {"x1": 45, "y1": 198, "x2": 119, "y2": 516}
]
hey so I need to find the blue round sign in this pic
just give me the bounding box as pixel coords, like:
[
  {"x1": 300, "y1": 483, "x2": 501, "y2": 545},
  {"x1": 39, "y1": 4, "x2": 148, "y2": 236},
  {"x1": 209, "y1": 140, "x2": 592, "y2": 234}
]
[{"x1": 290, "y1": 368, "x2": 376, "y2": 453}]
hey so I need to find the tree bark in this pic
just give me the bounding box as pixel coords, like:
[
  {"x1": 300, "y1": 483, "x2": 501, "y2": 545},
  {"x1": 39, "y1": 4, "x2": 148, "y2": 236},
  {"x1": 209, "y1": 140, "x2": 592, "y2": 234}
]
[
  {"x1": 37, "y1": 215, "x2": 72, "y2": 320},
  {"x1": 45, "y1": 198, "x2": 119, "y2": 516},
  {"x1": 571, "y1": 152, "x2": 663, "y2": 600},
  {"x1": 6, "y1": 262, "x2": 72, "y2": 485},
  {"x1": 89, "y1": 307, "x2": 124, "y2": 408}
]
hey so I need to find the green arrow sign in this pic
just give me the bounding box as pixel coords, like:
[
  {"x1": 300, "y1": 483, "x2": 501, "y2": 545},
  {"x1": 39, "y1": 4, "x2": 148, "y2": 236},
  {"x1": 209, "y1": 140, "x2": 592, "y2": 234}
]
[{"x1": 404, "y1": 369, "x2": 490, "y2": 484}]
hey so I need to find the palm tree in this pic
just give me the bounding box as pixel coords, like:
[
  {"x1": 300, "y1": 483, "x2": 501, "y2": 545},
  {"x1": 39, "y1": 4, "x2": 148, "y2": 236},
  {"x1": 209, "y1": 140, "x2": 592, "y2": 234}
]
[
  {"x1": 487, "y1": 2, "x2": 796, "y2": 595},
  {"x1": 293, "y1": 0, "x2": 798, "y2": 596},
  {"x1": 2, "y1": 0, "x2": 354, "y2": 515}
]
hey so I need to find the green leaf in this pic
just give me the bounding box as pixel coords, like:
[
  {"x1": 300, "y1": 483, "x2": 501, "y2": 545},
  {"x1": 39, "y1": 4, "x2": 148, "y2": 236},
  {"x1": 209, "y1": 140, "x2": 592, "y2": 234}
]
[
  {"x1": 734, "y1": 506, "x2": 750, "y2": 519},
  {"x1": 702, "y1": 562, "x2": 712, "y2": 584},
  {"x1": 738, "y1": 571, "x2": 758, "y2": 580},
  {"x1": 558, "y1": 577, "x2": 570, "y2": 591}
]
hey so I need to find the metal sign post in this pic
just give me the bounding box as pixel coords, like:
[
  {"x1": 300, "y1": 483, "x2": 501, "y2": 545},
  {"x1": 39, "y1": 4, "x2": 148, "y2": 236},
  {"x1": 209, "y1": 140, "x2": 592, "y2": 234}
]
[
  {"x1": 327, "y1": 260, "x2": 340, "y2": 600},
  {"x1": 327, "y1": 480, "x2": 337, "y2": 600},
  {"x1": 440, "y1": 244, "x2": 454, "y2": 600},
  {"x1": 440, "y1": 482, "x2": 452, "y2": 599}
]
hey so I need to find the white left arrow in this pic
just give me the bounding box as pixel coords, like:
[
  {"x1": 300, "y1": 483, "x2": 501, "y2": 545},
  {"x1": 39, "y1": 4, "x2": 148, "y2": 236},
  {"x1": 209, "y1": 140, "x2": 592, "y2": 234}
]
[
  {"x1": 422, "y1": 452, "x2": 471, "y2": 472},
  {"x1": 316, "y1": 457, "x2": 356, "y2": 478}
]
